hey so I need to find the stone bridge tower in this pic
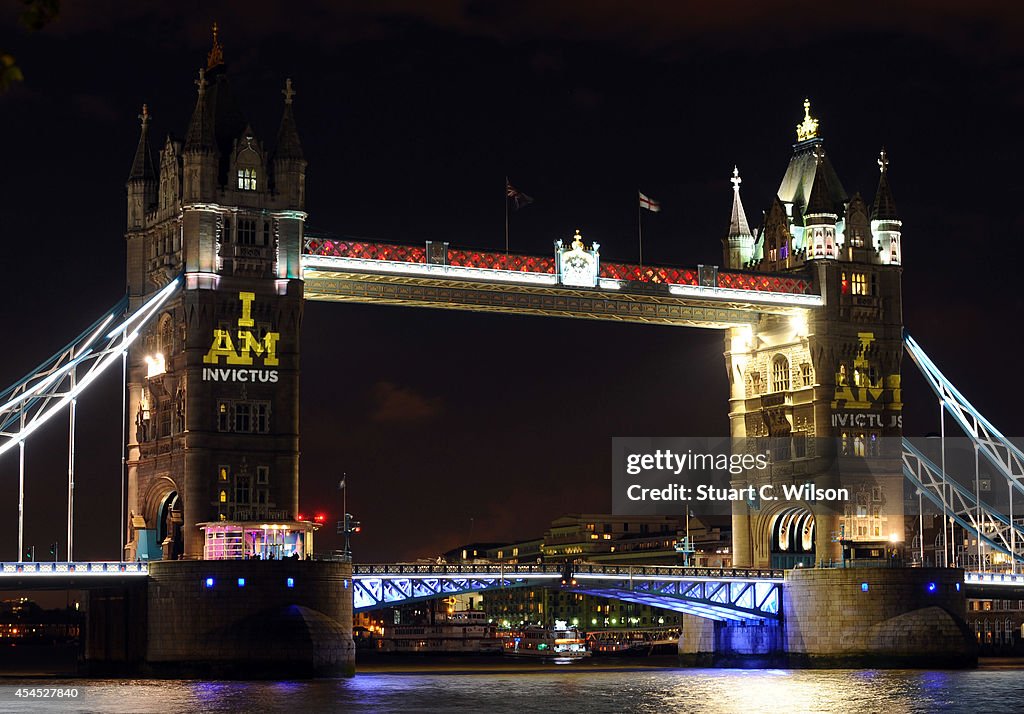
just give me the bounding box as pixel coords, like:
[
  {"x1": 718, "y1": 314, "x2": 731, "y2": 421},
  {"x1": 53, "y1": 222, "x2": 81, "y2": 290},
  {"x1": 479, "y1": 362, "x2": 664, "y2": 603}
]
[
  {"x1": 124, "y1": 29, "x2": 307, "y2": 560},
  {"x1": 724, "y1": 100, "x2": 904, "y2": 569}
]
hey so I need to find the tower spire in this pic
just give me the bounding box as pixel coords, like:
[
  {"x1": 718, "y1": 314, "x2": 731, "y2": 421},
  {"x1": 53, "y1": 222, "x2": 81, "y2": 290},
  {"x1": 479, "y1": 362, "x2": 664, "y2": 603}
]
[
  {"x1": 274, "y1": 78, "x2": 304, "y2": 161},
  {"x1": 184, "y1": 67, "x2": 214, "y2": 152},
  {"x1": 872, "y1": 148, "x2": 898, "y2": 221},
  {"x1": 723, "y1": 166, "x2": 755, "y2": 268},
  {"x1": 128, "y1": 103, "x2": 156, "y2": 180},
  {"x1": 207, "y1": 21, "x2": 224, "y2": 71},
  {"x1": 728, "y1": 166, "x2": 752, "y2": 241}
]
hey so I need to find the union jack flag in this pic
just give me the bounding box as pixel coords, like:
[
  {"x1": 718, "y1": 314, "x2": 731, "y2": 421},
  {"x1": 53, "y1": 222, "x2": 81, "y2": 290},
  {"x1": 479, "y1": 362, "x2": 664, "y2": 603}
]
[{"x1": 506, "y1": 179, "x2": 533, "y2": 210}]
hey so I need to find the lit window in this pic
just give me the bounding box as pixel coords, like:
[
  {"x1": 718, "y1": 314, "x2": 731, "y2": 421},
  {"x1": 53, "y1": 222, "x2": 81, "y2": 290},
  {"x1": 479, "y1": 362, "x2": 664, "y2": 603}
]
[
  {"x1": 219, "y1": 466, "x2": 229, "y2": 482},
  {"x1": 238, "y1": 168, "x2": 257, "y2": 191},
  {"x1": 800, "y1": 363, "x2": 813, "y2": 387},
  {"x1": 218, "y1": 402, "x2": 230, "y2": 432},
  {"x1": 853, "y1": 433, "x2": 866, "y2": 457},
  {"x1": 851, "y1": 272, "x2": 868, "y2": 295},
  {"x1": 772, "y1": 355, "x2": 790, "y2": 393},
  {"x1": 219, "y1": 490, "x2": 227, "y2": 504}
]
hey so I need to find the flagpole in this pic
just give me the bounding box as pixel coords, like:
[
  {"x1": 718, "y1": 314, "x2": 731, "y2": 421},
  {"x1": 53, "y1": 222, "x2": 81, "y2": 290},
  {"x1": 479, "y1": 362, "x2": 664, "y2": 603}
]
[
  {"x1": 638, "y1": 191, "x2": 643, "y2": 267},
  {"x1": 505, "y1": 176, "x2": 510, "y2": 254}
]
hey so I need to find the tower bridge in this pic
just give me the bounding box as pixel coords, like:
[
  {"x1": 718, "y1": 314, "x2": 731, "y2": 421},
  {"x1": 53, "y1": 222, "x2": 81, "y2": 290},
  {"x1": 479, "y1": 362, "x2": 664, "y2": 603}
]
[{"x1": 0, "y1": 37, "x2": 1008, "y2": 672}]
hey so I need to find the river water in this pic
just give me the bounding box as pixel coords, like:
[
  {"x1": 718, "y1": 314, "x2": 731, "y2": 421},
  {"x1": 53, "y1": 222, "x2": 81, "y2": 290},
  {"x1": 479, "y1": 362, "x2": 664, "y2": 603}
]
[{"x1": 4, "y1": 663, "x2": 1024, "y2": 713}]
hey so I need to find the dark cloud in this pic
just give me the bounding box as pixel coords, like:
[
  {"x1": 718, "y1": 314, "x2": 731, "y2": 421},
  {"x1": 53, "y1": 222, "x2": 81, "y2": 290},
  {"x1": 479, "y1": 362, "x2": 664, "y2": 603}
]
[{"x1": 370, "y1": 381, "x2": 442, "y2": 422}]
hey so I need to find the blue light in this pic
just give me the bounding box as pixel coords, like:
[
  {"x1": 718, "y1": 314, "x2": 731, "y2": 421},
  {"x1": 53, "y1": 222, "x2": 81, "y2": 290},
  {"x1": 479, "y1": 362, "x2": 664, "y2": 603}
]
[
  {"x1": 927, "y1": 582, "x2": 937, "y2": 593},
  {"x1": 956, "y1": 583, "x2": 961, "y2": 591},
  {"x1": 237, "y1": 577, "x2": 246, "y2": 587},
  {"x1": 286, "y1": 577, "x2": 295, "y2": 588},
  {"x1": 205, "y1": 577, "x2": 214, "y2": 588},
  {"x1": 861, "y1": 582, "x2": 869, "y2": 592}
]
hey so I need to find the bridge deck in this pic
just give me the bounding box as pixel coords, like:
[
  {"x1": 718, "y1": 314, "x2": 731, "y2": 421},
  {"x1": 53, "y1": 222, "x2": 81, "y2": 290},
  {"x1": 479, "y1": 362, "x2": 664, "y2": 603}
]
[{"x1": 301, "y1": 238, "x2": 822, "y2": 329}]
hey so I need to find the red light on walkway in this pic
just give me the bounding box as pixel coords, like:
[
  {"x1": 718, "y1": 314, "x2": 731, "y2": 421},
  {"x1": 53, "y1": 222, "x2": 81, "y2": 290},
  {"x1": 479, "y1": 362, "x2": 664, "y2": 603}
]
[
  {"x1": 297, "y1": 513, "x2": 305, "y2": 521},
  {"x1": 314, "y1": 513, "x2": 326, "y2": 523}
]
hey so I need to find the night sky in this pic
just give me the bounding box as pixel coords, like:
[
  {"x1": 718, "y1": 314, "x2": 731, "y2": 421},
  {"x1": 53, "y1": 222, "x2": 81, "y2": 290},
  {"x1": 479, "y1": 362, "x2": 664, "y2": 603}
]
[{"x1": 2, "y1": 2, "x2": 1023, "y2": 564}]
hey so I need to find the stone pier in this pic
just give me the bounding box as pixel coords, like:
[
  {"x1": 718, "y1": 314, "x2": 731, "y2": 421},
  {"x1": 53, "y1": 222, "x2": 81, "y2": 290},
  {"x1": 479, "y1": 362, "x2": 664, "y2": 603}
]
[{"x1": 679, "y1": 568, "x2": 977, "y2": 668}]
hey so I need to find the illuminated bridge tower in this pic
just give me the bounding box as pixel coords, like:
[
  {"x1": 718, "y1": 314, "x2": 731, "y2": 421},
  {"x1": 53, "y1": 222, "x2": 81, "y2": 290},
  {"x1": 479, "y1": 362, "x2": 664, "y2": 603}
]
[
  {"x1": 124, "y1": 34, "x2": 307, "y2": 560},
  {"x1": 724, "y1": 100, "x2": 905, "y2": 569}
]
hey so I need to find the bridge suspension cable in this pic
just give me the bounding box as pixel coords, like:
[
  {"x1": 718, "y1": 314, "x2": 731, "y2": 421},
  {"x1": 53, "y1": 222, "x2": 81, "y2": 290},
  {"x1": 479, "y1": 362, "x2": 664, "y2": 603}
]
[
  {"x1": 905, "y1": 333, "x2": 1024, "y2": 498},
  {"x1": 0, "y1": 278, "x2": 181, "y2": 561},
  {"x1": 903, "y1": 332, "x2": 1024, "y2": 571}
]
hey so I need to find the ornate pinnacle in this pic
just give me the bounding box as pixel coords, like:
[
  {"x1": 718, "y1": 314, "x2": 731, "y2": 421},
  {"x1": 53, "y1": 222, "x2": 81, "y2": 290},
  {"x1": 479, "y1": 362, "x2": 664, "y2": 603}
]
[
  {"x1": 207, "y1": 21, "x2": 224, "y2": 70},
  {"x1": 138, "y1": 103, "x2": 150, "y2": 128},
  {"x1": 731, "y1": 166, "x2": 742, "y2": 192},
  {"x1": 796, "y1": 98, "x2": 820, "y2": 142},
  {"x1": 195, "y1": 67, "x2": 207, "y2": 97},
  {"x1": 878, "y1": 148, "x2": 889, "y2": 174},
  {"x1": 283, "y1": 78, "x2": 296, "y2": 105},
  {"x1": 812, "y1": 144, "x2": 824, "y2": 165}
]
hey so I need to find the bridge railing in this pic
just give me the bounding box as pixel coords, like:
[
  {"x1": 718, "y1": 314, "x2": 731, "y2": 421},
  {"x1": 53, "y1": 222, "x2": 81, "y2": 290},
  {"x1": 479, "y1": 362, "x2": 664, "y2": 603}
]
[
  {"x1": 352, "y1": 562, "x2": 784, "y2": 580},
  {"x1": 0, "y1": 562, "x2": 148, "y2": 575}
]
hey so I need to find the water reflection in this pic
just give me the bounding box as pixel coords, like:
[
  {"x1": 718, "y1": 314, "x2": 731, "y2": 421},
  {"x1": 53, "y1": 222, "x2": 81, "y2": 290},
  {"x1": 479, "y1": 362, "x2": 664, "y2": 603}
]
[{"x1": 4, "y1": 668, "x2": 1024, "y2": 713}]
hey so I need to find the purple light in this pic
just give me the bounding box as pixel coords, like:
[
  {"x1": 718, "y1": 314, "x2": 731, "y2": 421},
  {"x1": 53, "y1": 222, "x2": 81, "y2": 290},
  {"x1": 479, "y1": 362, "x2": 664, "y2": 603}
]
[
  {"x1": 927, "y1": 582, "x2": 937, "y2": 593},
  {"x1": 205, "y1": 577, "x2": 214, "y2": 588}
]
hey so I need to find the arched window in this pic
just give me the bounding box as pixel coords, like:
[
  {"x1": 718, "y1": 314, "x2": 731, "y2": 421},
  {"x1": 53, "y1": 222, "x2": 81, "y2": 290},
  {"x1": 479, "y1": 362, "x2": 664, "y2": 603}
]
[
  {"x1": 238, "y1": 167, "x2": 257, "y2": 191},
  {"x1": 772, "y1": 355, "x2": 790, "y2": 393}
]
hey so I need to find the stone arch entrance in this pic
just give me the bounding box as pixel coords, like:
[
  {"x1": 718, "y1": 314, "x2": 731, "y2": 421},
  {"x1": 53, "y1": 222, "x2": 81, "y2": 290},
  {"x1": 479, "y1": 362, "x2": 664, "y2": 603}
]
[
  {"x1": 770, "y1": 506, "x2": 815, "y2": 569},
  {"x1": 157, "y1": 490, "x2": 184, "y2": 561}
]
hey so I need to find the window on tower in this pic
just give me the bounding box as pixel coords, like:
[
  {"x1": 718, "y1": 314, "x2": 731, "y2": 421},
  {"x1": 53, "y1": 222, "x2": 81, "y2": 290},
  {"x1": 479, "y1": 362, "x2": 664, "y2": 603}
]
[
  {"x1": 234, "y1": 402, "x2": 251, "y2": 432},
  {"x1": 238, "y1": 168, "x2": 257, "y2": 191},
  {"x1": 851, "y1": 272, "x2": 868, "y2": 295},
  {"x1": 772, "y1": 355, "x2": 790, "y2": 393},
  {"x1": 237, "y1": 218, "x2": 257, "y2": 245}
]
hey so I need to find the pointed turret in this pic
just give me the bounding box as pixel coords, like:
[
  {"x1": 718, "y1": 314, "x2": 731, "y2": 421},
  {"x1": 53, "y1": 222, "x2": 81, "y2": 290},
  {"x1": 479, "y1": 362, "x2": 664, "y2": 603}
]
[
  {"x1": 127, "y1": 104, "x2": 157, "y2": 229},
  {"x1": 871, "y1": 149, "x2": 902, "y2": 265},
  {"x1": 872, "y1": 149, "x2": 898, "y2": 221},
  {"x1": 272, "y1": 78, "x2": 307, "y2": 209},
  {"x1": 803, "y1": 146, "x2": 838, "y2": 260},
  {"x1": 184, "y1": 67, "x2": 215, "y2": 154},
  {"x1": 129, "y1": 104, "x2": 156, "y2": 181},
  {"x1": 723, "y1": 166, "x2": 754, "y2": 268},
  {"x1": 777, "y1": 99, "x2": 847, "y2": 227},
  {"x1": 275, "y1": 79, "x2": 304, "y2": 161}
]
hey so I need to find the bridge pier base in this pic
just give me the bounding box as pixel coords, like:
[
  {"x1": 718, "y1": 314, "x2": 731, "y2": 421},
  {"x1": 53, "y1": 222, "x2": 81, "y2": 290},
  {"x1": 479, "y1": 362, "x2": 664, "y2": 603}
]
[
  {"x1": 143, "y1": 560, "x2": 354, "y2": 677},
  {"x1": 782, "y1": 567, "x2": 976, "y2": 668},
  {"x1": 678, "y1": 568, "x2": 977, "y2": 668},
  {"x1": 677, "y1": 615, "x2": 787, "y2": 667}
]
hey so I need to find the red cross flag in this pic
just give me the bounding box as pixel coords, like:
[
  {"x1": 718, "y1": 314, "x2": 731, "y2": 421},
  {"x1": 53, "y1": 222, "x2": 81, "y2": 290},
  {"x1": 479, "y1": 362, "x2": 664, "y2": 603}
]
[{"x1": 639, "y1": 191, "x2": 661, "y2": 212}]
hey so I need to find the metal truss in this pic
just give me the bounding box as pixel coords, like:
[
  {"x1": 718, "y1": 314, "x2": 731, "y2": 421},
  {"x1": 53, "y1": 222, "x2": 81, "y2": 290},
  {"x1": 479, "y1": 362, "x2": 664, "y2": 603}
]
[
  {"x1": 572, "y1": 574, "x2": 781, "y2": 622},
  {"x1": 905, "y1": 332, "x2": 1024, "y2": 499},
  {"x1": 0, "y1": 279, "x2": 181, "y2": 457},
  {"x1": 352, "y1": 563, "x2": 783, "y2": 619},
  {"x1": 902, "y1": 440, "x2": 1024, "y2": 564}
]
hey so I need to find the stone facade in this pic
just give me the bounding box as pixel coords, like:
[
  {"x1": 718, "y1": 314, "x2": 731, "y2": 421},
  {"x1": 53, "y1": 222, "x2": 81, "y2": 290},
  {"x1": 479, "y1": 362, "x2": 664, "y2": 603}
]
[
  {"x1": 124, "y1": 49, "x2": 307, "y2": 559},
  {"x1": 726, "y1": 104, "x2": 905, "y2": 569}
]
